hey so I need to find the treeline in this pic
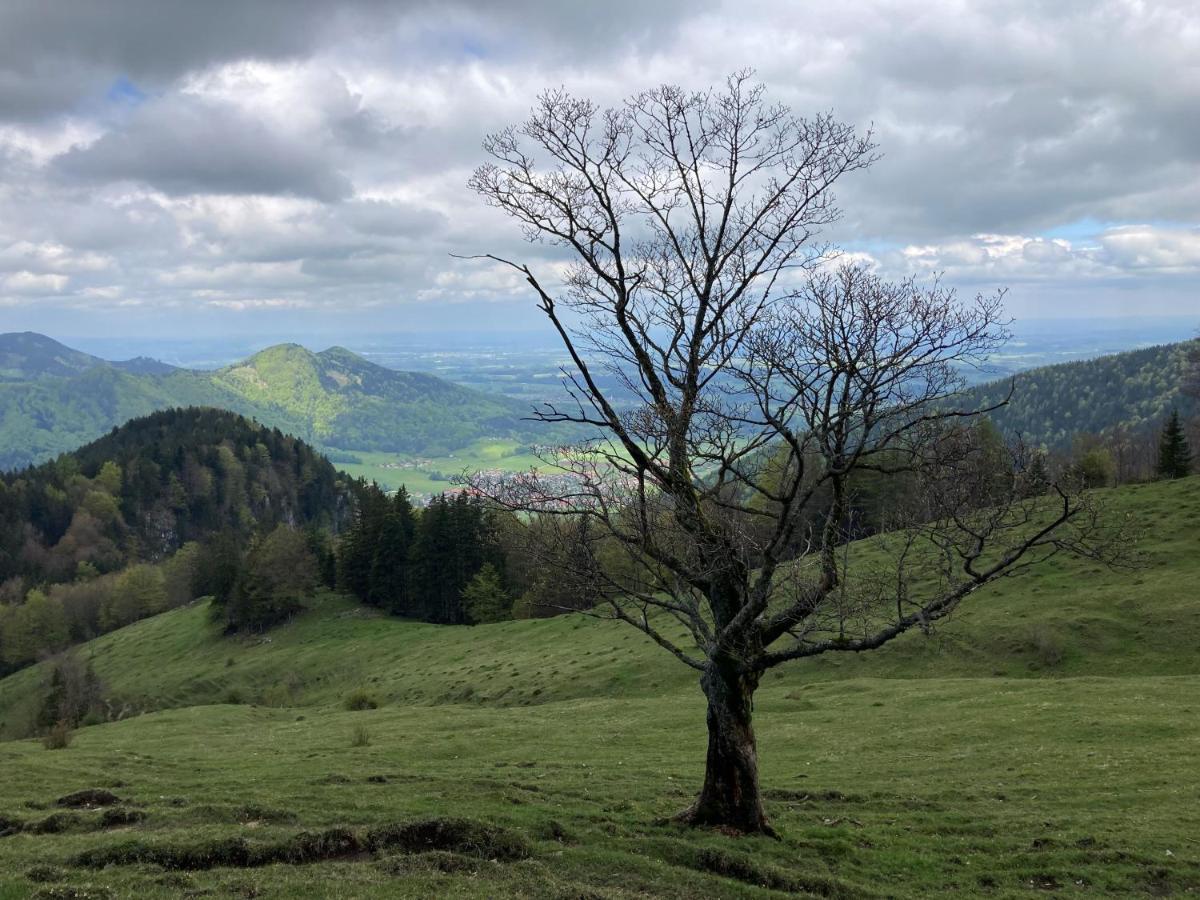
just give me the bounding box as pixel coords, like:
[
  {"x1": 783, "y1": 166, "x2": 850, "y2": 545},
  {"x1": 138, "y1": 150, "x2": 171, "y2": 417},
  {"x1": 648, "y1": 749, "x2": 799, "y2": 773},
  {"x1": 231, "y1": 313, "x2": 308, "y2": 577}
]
[
  {"x1": 336, "y1": 486, "x2": 513, "y2": 625},
  {"x1": 1055, "y1": 407, "x2": 1197, "y2": 488},
  {"x1": 0, "y1": 527, "x2": 335, "y2": 673}
]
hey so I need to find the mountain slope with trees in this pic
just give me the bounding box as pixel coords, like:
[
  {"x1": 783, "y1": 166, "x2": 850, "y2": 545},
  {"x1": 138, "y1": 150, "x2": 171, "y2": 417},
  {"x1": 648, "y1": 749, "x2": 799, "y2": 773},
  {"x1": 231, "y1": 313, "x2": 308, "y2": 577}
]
[
  {"x1": 967, "y1": 339, "x2": 1197, "y2": 449},
  {"x1": 0, "y1": 408, "x2": 351, "y2": 673},
  {"x1": 0, "y1": 334, "x2": 549, "y2": 470}
]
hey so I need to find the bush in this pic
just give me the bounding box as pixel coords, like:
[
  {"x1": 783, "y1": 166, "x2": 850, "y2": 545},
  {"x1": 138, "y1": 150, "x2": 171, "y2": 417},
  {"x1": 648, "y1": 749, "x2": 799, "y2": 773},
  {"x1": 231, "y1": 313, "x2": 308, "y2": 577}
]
[
  {"x1": 223, "y1": 687, "x2": 246, "y2": 705},
  {"x1": 38, "y1": 652, "x2": 105, "y2": 732},
  {"x1": 260, "y1": 673, "x2": 302, "y2": 708},
  {"x1": 350, "y1": 725, "x2": 371, "y2": 748},
  {"x1": 216, "y1": 526, "x2": 318, "y2": 633},
  {"x1": 344, "y1": 690, "x2": 378, "y2": 711},
  {"x1": 42, "y1": 720, "x2": 73, "y2": 750},
  {"x1": 1028, "y1": 626, "x2": 1066, "y2": 668}
]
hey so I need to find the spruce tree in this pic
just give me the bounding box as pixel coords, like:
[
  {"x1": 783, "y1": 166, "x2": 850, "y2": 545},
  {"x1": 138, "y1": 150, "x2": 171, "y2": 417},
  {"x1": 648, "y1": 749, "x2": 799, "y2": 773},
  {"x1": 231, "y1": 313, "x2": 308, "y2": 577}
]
[
  {"x1": 1157, "y1": 409, "x2": 1193, "y2": 479},
  {"x1": 337, "y1": 486, "x2": 388, "y2": 602},
  {"x1": 222, "y1": 526, "x2": 318, "y2": 632},
  {"x1": 368, "y1": 488, "x2": 415, "y2": 614}
]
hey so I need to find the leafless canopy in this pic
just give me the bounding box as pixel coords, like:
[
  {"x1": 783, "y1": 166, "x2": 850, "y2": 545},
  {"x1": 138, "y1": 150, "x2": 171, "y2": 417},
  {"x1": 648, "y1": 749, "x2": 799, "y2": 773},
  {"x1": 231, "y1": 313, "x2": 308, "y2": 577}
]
[{"x1": 466, "y1": 72, "x2": 1133, "y2": 833}]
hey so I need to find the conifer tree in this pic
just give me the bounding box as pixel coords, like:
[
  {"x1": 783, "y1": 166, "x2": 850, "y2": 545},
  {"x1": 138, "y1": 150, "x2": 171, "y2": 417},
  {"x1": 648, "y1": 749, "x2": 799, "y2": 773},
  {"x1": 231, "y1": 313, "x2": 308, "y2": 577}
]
[
  {"x1": 409, "y1": 494, "x2": 454, "y2": 622},
  {"x1": 1157, "y1": 409, "x2": 1194, "y2": 479},
  {"x1": 337, "y1": 486, "x2": 387, "y2": 601},
  {"x1": 368, "y1": 488, "x2": 416, "y2": 614}
]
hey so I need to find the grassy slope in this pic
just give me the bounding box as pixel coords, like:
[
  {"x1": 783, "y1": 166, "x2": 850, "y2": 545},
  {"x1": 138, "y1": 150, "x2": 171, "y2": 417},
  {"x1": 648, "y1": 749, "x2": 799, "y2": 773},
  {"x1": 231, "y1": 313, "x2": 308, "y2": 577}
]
[{"x1": 0, "y1": 477, "x2": 1198, "y2": 897}]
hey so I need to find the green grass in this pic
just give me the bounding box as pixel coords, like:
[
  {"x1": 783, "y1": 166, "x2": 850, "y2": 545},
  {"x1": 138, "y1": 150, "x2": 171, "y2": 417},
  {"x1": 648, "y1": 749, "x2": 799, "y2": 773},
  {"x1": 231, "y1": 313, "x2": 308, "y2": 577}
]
[
  {"x1": 331, "y1": 439, "x2": 548, "y2": 498},
  {"x1": 0, "y1": 477, "x2": 1198, "y2": 897}
]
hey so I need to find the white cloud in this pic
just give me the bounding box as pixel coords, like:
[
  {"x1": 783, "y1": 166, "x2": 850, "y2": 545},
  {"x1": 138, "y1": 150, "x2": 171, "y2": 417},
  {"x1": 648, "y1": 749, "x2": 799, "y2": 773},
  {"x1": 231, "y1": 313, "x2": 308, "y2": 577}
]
[
  {"x1": 888, "y1": 225, "x2": 1200, "y2": 285},
  {"x1": 1098, "y1": 225, "x2": 1200, "y2": 271},
  {"x1": 3, "y1": 271, "x2": 69, "y2": 294},
  {"x1": 0, "y1": 0, "x2": 1195, "y2": 331}
]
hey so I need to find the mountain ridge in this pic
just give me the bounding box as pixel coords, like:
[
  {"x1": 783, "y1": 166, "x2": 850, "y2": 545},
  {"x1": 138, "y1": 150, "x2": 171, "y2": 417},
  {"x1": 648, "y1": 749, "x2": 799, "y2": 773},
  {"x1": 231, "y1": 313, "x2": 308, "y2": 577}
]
[{"x1": 0, "y1": 333, "x2": 543, "y2": 471}]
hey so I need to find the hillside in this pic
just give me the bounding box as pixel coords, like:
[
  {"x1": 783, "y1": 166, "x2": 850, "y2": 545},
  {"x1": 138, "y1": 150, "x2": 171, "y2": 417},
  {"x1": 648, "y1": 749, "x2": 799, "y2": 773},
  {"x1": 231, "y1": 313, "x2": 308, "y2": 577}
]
[
  {"x1": 0, "y1": 334, "x2": 548, "y2": 470},
  {"x1": 2, "y1": 475, "x2": 1196, "y2": 732},
  {"x1": 0, "y1": 478, "x2": 1196, "y2": 897},
  {"x1": 0, "y1": 332, "x2": 179, "y2": 382},
  {"x1": 0, "y1": 408, "x2": 350, "y2": 674},
  {"x1": 967, "y1": 339, "x2": 1196, "y2": 449},
  {"x1": 0, "y1": 405, "x2": 347, "y2": 581},
  {"x1": 206, "y1": 343, "x2": 536, "y2": 455}
]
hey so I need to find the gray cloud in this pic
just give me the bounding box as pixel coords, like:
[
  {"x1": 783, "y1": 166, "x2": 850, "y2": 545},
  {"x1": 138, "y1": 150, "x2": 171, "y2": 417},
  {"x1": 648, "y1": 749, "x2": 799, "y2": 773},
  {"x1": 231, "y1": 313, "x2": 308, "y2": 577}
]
[
  {"x1": 54, "y1": 95, "x2": 352, "y2": 200},
  {"x1": 0, "y1": 0, "x2": 1196, "y2": 333}
]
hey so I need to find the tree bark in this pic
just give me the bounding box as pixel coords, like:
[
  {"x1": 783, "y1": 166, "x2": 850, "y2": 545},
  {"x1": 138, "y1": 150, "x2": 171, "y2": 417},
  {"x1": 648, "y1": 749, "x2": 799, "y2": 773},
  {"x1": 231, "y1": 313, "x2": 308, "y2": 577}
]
[{"x1": 676, "y1": 664, "x2": 776, "y2": 836}]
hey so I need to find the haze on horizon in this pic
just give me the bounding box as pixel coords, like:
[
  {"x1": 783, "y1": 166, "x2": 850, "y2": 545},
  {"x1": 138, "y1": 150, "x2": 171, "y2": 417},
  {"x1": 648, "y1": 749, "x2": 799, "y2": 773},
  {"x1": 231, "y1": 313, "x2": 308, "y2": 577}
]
[{"x1": 0, "y1": 0, "x2": 1197, "y2": 341}]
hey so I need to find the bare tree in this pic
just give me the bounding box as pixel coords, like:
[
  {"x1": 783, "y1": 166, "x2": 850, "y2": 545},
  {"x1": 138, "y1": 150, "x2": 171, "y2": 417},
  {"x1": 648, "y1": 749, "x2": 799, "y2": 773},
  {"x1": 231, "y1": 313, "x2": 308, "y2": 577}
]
[{"x1": 465, "y1": 73, "x2": 1127, "y2": 835}]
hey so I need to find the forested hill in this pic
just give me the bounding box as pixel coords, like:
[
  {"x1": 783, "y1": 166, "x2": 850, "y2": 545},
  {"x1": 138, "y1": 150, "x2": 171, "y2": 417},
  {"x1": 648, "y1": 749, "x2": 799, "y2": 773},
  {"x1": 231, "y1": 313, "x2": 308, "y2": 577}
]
[
  {"x1": 0, "y1": 407, "x2": 349, "y2": 590},
  {"x1": 0, "y1": 334, "x2": 547, "y2": 470},
  {"x1": 967, "y1": 339, "x2": 1196, "y2": 449}
]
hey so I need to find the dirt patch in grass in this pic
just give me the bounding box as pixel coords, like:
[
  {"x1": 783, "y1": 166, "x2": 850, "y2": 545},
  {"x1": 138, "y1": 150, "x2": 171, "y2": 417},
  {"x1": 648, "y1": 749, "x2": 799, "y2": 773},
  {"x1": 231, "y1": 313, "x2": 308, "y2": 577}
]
[
  {"x1": 56, "y1": 790, "x2": 121, "y2": 809},
  {"x1": 99, "y1": 808, "x2": 146, "y2": 828},
  {"x1": 366, "y1": 818, "x2": 532, "y2": 861},
  {"x1": 24, "y1": 864, "x2": 65, "y2": 883},
  {"x1": 535, "y1": 819, "x2": 576, "y2": 844},
  {"x1": 193, "y1": 803, "x2": 298, "y2": 825},
  {"x1": 378, "y1": 850, "x2": 482, "y2": 875},
  {"x1": 763, "y1": 788, "x2": 860, "y2": 804},
  {"x1": 71, "y1": 817, "x2": 531, "y2": 872},
  {"x1": 669, "y1": 845, "x2": 866, "y2": 899},
  {"x1": 32, "y1": 888, "x2": 115, "y2": 900},
  {"x1": 0, "y1": 813, "x2": 23, "y2": 837},
  {"x1": 312, "y1": 773, "x2": 352, "y2": 785},
  {"x1": 29, "y1": 812, "x2": 86, "y2": 834}
]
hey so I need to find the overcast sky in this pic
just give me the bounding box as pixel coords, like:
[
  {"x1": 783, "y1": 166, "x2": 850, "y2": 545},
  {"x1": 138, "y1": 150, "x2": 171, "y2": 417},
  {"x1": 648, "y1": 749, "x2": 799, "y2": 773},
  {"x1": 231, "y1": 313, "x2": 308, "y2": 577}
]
[{"x1": 0, "y1": 0, "x2": 1197, "y2": 340}]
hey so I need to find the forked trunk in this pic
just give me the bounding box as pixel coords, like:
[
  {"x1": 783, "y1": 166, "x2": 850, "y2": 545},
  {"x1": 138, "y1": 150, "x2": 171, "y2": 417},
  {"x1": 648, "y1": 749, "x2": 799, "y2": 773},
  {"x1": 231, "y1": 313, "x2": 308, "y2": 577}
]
[{"x1": 676, "y1": 665, "x2": 776, "y2": 837}]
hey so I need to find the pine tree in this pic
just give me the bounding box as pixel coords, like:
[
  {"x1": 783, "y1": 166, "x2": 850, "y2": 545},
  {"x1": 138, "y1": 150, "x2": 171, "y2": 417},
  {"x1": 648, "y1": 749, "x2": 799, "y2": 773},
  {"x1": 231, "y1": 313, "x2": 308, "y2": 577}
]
[
  {"x1": 409, "y1": 494, "x2": 454, "y2": 622},
  {"x1": 1156, "y1": 409, "x2": 1193, "y2": 479},
  {"x1": 337, "y1": 487, "x2": 389, "y2": 602},
  {"x1": 368, "y1": 488, "x2": 415, "y2": 614},
  {"x1": 1021, "y1": 451, "x2": 1051, "y2": 497}
]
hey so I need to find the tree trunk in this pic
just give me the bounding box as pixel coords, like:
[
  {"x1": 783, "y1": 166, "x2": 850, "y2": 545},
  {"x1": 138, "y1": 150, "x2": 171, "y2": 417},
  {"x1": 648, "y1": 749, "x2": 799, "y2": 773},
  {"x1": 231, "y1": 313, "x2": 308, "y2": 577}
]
[{"x1": 676, "y1": 664, "x2": 776, "y2": 837}]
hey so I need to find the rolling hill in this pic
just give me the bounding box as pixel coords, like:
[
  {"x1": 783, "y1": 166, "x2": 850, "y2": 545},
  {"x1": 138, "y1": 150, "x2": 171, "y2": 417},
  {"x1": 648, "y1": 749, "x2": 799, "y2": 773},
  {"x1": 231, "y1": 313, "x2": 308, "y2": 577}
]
[
  {"x1": 0, "y1": 334, "x2": 546, "y2": 471},
  {"x1": 0, "y1": 477, "x2": 1196, "y2": 897}
]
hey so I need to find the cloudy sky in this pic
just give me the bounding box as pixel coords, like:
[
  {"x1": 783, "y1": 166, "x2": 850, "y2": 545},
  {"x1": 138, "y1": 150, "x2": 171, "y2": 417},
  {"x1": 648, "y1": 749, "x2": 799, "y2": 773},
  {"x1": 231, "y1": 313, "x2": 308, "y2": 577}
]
[{"x1": 0, "y1": 0, "x2": 1197, "y2": 340}]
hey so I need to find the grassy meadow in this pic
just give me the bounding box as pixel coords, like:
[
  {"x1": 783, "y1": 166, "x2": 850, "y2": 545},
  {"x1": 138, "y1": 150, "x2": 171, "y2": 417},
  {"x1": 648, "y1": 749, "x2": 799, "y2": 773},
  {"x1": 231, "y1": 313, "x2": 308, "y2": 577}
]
[
  {"x1": 330, "y1": 439, "x2": 547, "y2": 498},
  {"x1": 0, "y1": 477, "x2": 1198, "y2": 897}
]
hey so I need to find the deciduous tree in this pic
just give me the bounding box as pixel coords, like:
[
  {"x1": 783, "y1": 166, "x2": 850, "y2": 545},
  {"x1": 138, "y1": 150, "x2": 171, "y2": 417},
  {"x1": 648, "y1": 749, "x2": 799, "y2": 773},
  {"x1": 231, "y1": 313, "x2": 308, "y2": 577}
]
[{"x1": 467, "y1": 72, "x2": 1128, "y2": 835}]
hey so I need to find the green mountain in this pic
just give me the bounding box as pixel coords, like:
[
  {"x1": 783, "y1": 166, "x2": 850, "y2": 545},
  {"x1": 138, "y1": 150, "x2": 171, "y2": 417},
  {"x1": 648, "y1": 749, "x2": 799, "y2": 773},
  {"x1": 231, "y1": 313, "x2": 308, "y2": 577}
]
[
  {"x1": 0, "y1": 331, "x2": 178, "y2": 381},
  {"x1": 0, "y1": 331, "x2": 111, "y2": 380},
  {"x1": 966, "y1": 339, "x2": 1197, "y2": 449},
  {"x1": 204, "y1": 343, "x2": 536, "y2": 455},
  {"x1": 0, "y1": 335, "x2": 542, "y2": 471}
]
